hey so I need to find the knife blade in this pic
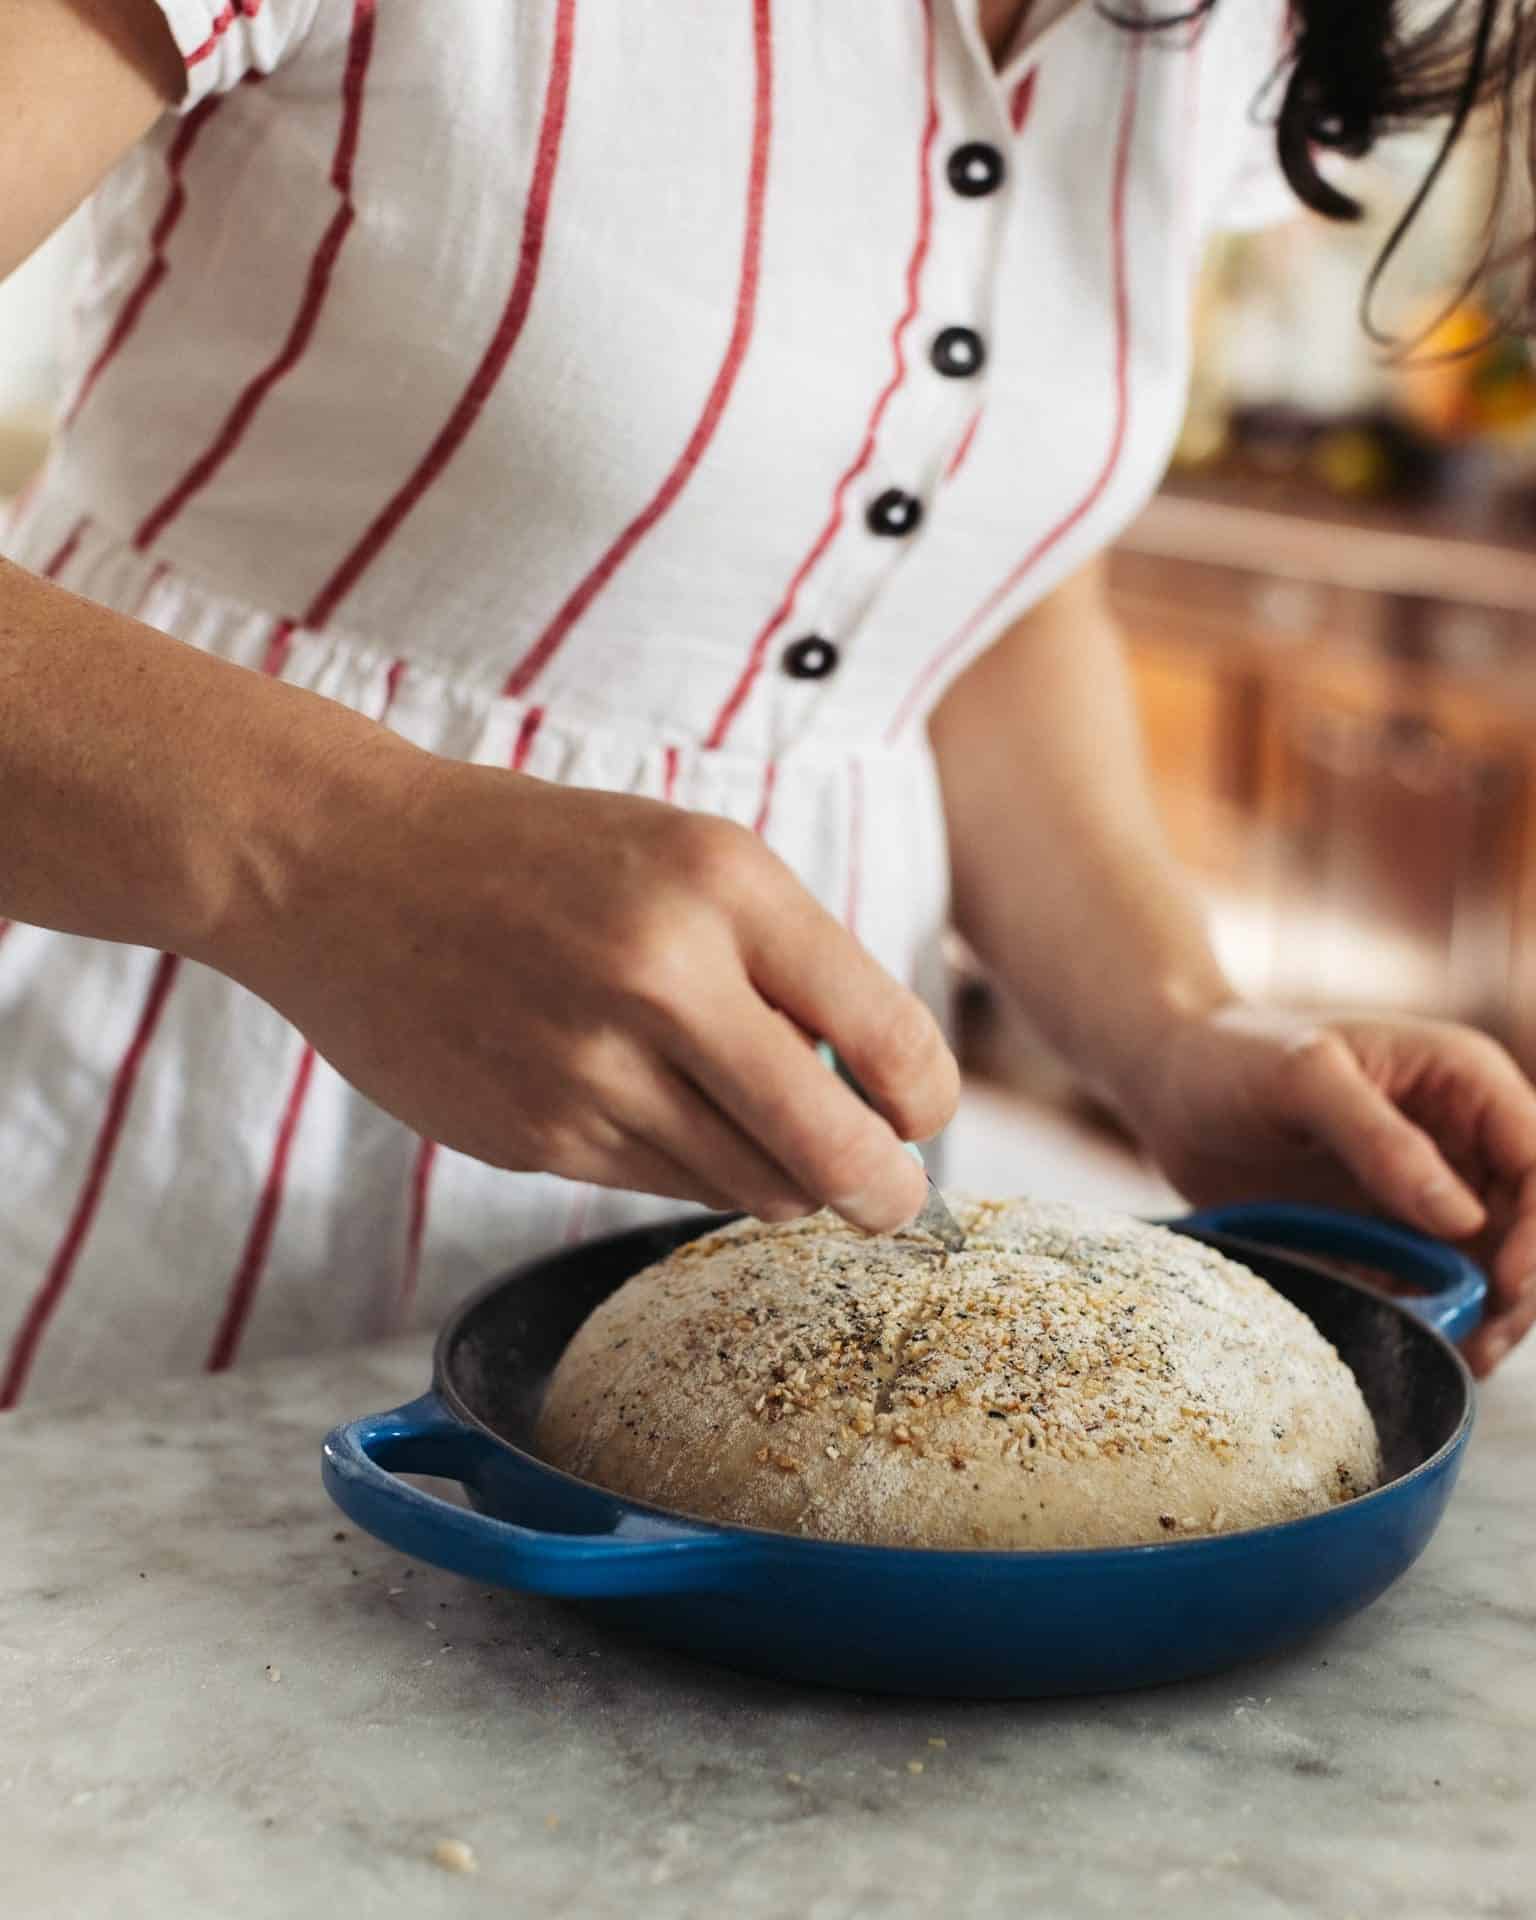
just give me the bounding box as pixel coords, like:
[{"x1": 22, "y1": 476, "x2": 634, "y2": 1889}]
[{"x1": 814, "y1": 1041, "x2": 967, "y2": 1254}]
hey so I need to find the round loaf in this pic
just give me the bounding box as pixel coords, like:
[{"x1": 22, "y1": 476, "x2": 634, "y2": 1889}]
[{"x1": 534, "y1": 1197, "x2": 1382, "y2": 1549}]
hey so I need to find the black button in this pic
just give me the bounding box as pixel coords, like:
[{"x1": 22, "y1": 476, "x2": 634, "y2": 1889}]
[
  {"x1": 930, "y1": 326, "x2": 986, "y2": 378},
  {"x1": 866, "y1": 488, "x2": 924, "y2": 537},
  {"x1": 947, "y1": 142, "x2": 1005, "y2": 197},
  {"x1": 782, "y1": 635, "x2": 839, "y2": 680}
]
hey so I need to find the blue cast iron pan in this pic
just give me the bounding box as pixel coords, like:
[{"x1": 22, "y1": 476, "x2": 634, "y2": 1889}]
[{"x1": 323, "y1": 1203, "x2": 1483, "y2": 1697}]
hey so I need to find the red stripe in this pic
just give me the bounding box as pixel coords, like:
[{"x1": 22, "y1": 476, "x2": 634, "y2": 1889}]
[
  {"x1": 885, "y1": 49, "x2": 1142, "y2": 742},
  {"x1": 399, "y1": 1137, "x2": 438, "y2": 1315},
  {"x1": 40, "y1": 516, "x2": 90, "y2": 581},
  {"x1": 261, "y1": 618, "x2": 297, "y2": 678},
  {"x1": 751, "y1": 757, "x2": 778, "y2": 839},
  {"x1": 661, "y1": 744, "x2": 681, "y2": 804},
  {"x1": 134, "y1": 2, "x2": 378, "y2": 553},
  {"x1": 844, "y1": 758, "x2": 865, "y2": 937},
  {"x1": 0, "y1": 952, "x2": 181, "y2": 1408},
  {"x1": 944, "y1": 407, "x2": 983, "y2": 481},
  {"x1": 63, "y1": 101, "x2": 222, "y2": 430},
  {"x1": 205, "y1": 1041, "x2": 316, "y2": 1371},
  {"x1": 296, "y1": 0, "x2": 576, "y2": 637},
  {"x1": 1009, "y1": 68, "x2": 1037, "y2": 133},
  {"x1": 205, "y1": 654, "x2": 411, "y2": 1370},
  {"x1": 185, "y1": 0, "x2": 264, "y2": 69},
  {"x1": 705, "y1": 0, "x2": 938, "y2": 751},
  {"x1": 502, "y1": 0, "x2": 773, "y2": 701},
  {"x1": 511, "y1": 705, "x2": 545, "y2": 771}
]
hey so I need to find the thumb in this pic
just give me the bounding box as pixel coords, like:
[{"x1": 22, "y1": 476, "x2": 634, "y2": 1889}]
[{"x1": 1281, "y1": 1033, "x2": 1485, "y2": 1238}]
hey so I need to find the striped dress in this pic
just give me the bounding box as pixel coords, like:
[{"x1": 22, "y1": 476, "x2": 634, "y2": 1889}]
[{"x1": 0, "y1": 0, "x2": 1293, "y2": 1406}]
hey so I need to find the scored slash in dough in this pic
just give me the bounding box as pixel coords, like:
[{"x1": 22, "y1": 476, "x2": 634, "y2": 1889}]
[{"x1": 534, "y1": 1197, "x2": 1383, "y2": 1550}]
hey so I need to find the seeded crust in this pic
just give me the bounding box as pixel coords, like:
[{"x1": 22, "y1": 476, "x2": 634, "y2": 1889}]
[{"x1": 534, "y1": 1197, "x2": 1382, "y2": 1550}]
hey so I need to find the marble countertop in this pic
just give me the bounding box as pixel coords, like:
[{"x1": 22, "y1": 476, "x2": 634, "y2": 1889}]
[{"x1": 5, "y1": 1323, "x2": 1535, "y2": 1920}]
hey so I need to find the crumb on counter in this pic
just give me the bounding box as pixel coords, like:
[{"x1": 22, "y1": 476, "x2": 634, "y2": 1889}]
[{"x1": 431, "y1": 1838, "x2": 477, "y2": 1875}]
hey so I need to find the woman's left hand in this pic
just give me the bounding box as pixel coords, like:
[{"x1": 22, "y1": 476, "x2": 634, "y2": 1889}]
[{"x1": 1125, "y1": 1005, "x2": 1536, "y2": 1376}]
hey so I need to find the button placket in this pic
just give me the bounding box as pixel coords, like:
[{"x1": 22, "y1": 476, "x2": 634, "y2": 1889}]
[{"x1": 772, "y1": 15, "x2": 1023, "y2": 724}]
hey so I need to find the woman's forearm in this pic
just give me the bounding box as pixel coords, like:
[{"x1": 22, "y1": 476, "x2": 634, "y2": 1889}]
[
  {"x1": 929, "y1": 558, "x2": 1234, "y2": 1114},
  {"x1": 0, "y1": 556, "x2": 397, "y2": 957}
]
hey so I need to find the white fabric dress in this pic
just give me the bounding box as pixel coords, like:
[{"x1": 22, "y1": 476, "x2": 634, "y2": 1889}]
[{"x1": 0, "y1": 0, "x2": 1293, "y2": 1407}]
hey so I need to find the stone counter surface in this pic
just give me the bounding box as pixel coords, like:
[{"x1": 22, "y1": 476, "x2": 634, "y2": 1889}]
[{"x1": 4, "y1": 1326, "x2": 1534, "y2": 1920}]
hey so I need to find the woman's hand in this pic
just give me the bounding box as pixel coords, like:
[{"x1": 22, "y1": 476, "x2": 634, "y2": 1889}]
[
  {"x1": 1122, "y1": 1005, "x2": 1536, "y2": 1375},
  {"x1": 208, "y1": 736, "x2": 958, "y2": 1232}
]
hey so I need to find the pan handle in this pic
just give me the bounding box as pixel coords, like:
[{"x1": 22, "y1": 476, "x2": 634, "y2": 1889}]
[
  {"x1": 322, "y1": 1393, "x2": 755, "y2": 1596},
  {"x1": 1171, "y1": 1202, "x2": 1486, "y2": 1344}
]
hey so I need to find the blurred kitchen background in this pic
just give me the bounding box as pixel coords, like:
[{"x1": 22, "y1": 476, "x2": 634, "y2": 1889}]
[{"x1": 5, "y1": 115, "x2": 1536, "y2": 1199}]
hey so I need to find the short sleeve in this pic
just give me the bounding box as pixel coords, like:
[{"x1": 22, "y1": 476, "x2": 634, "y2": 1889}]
[
  {"x1": 150, "y1": 0, "x2": 324, "y2": 112},
  {"x1": 1196, "y1": 0, "x2": 1302, "y2": 235},
  {"x1": 1214, "y1": 121, "x2": 1302, "y2": 234}
]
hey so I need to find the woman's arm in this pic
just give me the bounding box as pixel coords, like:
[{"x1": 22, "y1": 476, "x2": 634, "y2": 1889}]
[
  {"x1": 929, "y1": 558, "x2": 1536, "y2": 1373},
  {"x1": 928, "y1": 559, "x2": 1230, "y2": 1106},
  {"x1": 3, "y1": 0, "x2": 183, "y2": 271},
  {"x1": 0, "y1": 555, "x2": 957, "y2": 1230}
]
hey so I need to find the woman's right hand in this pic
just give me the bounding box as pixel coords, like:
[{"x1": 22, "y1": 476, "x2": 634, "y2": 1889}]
[{"x1": 209, "y1": 735, "x2": 960, "y2": 1230}]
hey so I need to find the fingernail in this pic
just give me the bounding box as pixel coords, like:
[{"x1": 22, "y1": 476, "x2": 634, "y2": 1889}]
[{"x1": 834, "y1": 1173, "x2": 925, "y2": 1234}]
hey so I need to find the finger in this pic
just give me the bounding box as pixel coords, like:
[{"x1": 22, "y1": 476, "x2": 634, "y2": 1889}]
[
  {"x1": 1455, "y1": 1046, "x2": 1536, "y2": 1310},
  {"x1": 1462, "y1": 1281, "x2": 1536, "y2": 1376},
  {"x1": 669, "y1": 992, "x2": 928, "y2": 1233},
  {"x1": 1466, "y1": 1036, "x2": 1536, "y2": 1186},
  {"x1": 741, "y1": 880, "x2": 959, "y2": 1146},
  {"x1": 584, "y1": 1133, "x2": 738, "y2": 1214},
  {"x1": 1282, "y1": 1034, "x2": 1485, "y2": 1238},
  {"x1": 1490, "y1": 1163, "x2": 1536, "y2": 1317},
  {"x1": 631, "y1": 1067, "x2": 820, "y2": 1223}
]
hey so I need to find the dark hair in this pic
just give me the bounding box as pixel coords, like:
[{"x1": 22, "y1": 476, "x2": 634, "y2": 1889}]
[{"x1": 1125, "y1": 0, "x2": 1535, "y2": 339}]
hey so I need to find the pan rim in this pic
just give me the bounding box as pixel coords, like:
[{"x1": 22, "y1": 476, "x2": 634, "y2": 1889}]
[{"x1": 428, "y1": 1212, "x2": 1477, "y2": 1564}]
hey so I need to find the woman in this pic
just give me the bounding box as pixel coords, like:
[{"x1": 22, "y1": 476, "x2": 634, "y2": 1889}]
[{"x1": 2, "y1": 0, "x2": 1532, "y2": 1408}]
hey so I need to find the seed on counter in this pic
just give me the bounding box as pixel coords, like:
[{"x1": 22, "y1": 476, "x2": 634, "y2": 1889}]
[
  {"x1": 431, "y1": 1838, "x2": 477, "y2": 1875},
  {"x1": 425, "y1": 1619, "x2": 437, "y2": 1630},
  {"x1": 333, "y1": 1530, "x2": 347, "y2": 1542},
  {"x1": 784, "y1": 1773, "x2": 804, "y2": 1786},
  {"x1": 906, "y1": 1760, "x2": 924, "y2": 1775},
  {"x1": 388, "y1": 1587, "x2": 404, "y2": 1596},
  {"x1": 545, "y1": 1813, "x2": 561, "y2": 1831},
  {"x1": 927, "y1": 1738, "x2": 947, "y2": 1750}
]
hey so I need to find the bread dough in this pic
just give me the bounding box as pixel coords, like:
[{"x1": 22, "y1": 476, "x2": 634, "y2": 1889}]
[{"x1": 535, "y1": 1197, "x2": 1382, "y2": 1549}]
